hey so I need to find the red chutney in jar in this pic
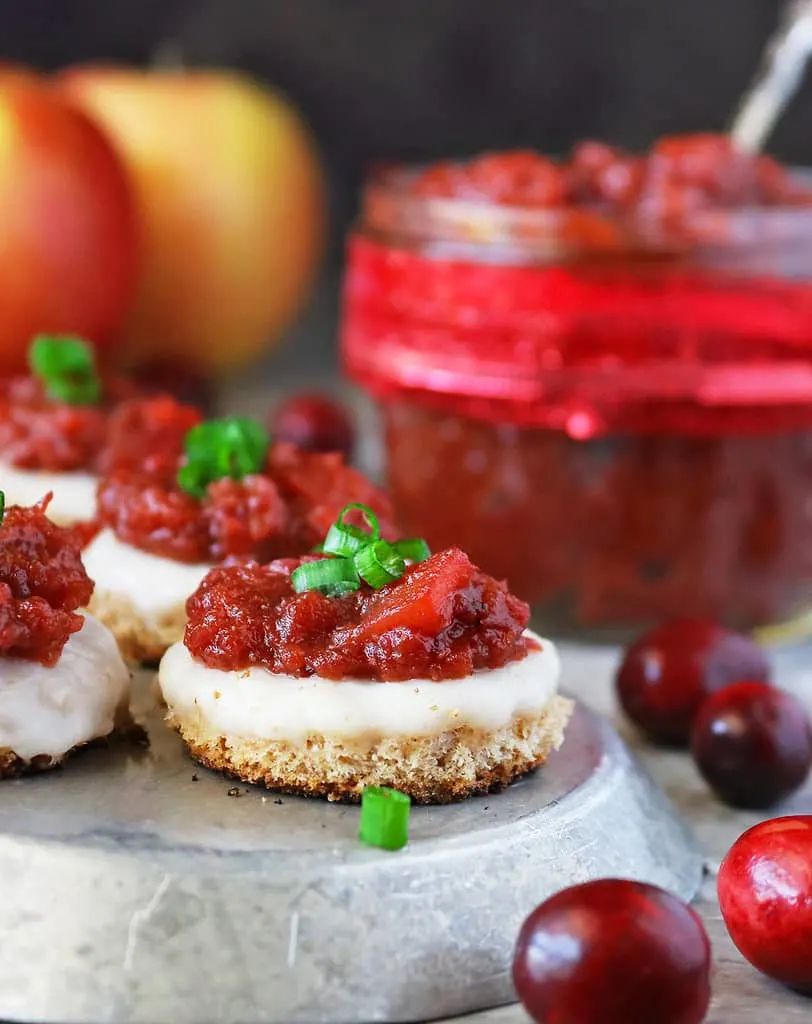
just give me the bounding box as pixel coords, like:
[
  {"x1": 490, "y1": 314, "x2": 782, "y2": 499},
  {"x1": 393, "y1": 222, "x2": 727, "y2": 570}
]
[
  {"x1": 0, "y1": 496, "x2": 94, "y2": 665},
  {"x1": 97, "y1": 396, "x2": 395, "y2": 564},
  {"x1": 0, "y1": 375, "x2": 138, "y2": 473},
  {"x1": 343, "y1": 135, "x2": 812, "y2": 637},
  {"x1": 410, "y1": 135, "x2": 808, "y2": 215},
  {"x1": 184, "y1": 546, "x2": 532, "y2": 681}
]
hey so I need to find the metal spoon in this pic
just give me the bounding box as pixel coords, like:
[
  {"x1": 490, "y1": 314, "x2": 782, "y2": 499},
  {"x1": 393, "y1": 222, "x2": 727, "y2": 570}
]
[{"x1": 730, "y1": 0, "x2": 812, "y2": 152}]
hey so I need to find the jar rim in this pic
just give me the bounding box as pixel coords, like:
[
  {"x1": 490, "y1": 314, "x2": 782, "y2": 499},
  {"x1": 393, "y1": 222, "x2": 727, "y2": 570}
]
[{"x1": 360, "y1": 164, "x2": 812, "y2": 261}]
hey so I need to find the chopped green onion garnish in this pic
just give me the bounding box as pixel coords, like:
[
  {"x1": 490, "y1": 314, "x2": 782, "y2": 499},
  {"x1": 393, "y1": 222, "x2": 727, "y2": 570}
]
[
  {"x1": 0, "y1": 491, "x2": 5, "y2": 525},
  {"x1": 359, "y1": 786, "x2": 411, "y2": 851},
  {"x1": 184, "y1": 421, "x2": 220, "y2": 462},
  {"x1": 29, "y1": 335, "x2": 101, "y2": 406},
  {"x1": 291, "y1": 557, "x2": 361, "y2": 596},
  {"x1": 392, "y1": 538, "x2": 431, "y2": 564},
  {"x1": 178, "y1": 416, "x2": 270, "y2": 498},
  {"x1": 354, "y1": 539, "x2": 405, "y2": 589},
  {"x1": 322, "y1": 503, "x2": 382, "y2": 557},
  {"x1": 321, "y1": 581, "x2": 362, "y2": 597},
  {"x1": 219, "y1": 417, "x2": 269, "y2": 477},
  {"x1": 292, "y1": 503, "x2": 430, "y2": 598},
  {"x1": 30, "y1": 335, "x2": 94, "y2": 380},
  {"x1": 339, "y1": 503, "x2": 380, "y2": 539},
  {"x1": 177, "y1": 461, "x2": 211, "y2": 500},
  {"x1": 322, "y1": 521, "x2": 372, "y2": 558}
]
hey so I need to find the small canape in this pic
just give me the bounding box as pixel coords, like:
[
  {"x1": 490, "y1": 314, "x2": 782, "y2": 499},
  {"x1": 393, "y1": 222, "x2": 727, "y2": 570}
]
[
  {"x1": 0, "y1": 335, "x2": 134, "y2": 526},
  {"x1": 83, "y1": 399, "x2": 394, "y2": 663},
  {"x1": 0, "y1": 494, "x2": 130, "y2": 776},
  {"x1": 158, "y1": 504, "x2": 572, "y2": 802}
]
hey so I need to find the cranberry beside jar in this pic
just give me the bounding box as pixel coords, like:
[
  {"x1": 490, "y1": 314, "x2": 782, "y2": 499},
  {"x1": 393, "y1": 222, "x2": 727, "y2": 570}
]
[{"x1": 341, "y1": 135, "x2": 812, "y2": 639}]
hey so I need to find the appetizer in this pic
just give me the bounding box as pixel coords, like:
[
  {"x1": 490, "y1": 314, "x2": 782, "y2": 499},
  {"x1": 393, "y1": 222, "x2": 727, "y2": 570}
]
[
  {"x1": 83, "y1": 398, "x2": 394, "y2": 663},
  {"x1": 158, "y1": 504, "x2": 572, "y2": 802},
  {"x1": 0, "y1": 335, "x2": 134, "y2": 525},
  {"x1": 0, "y1": 494, "x2": 130, "y2": 776}
]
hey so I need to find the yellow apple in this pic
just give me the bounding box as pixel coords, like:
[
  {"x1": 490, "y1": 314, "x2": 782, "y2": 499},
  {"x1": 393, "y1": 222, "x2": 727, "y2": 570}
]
[{"x1": 58, "y1": 66, "x2": 326, "y2": 374}]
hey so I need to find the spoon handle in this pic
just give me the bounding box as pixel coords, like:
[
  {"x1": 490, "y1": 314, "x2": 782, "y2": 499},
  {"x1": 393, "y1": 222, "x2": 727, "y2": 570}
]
[{"x1": 730, "y1": 0, "x2": 812, "y2": 152}]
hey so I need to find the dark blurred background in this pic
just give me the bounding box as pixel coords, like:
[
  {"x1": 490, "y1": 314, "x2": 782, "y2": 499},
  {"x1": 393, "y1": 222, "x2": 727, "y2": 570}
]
[{"x1": 0, "y1": 0, "x2": 804, "y2": 262}]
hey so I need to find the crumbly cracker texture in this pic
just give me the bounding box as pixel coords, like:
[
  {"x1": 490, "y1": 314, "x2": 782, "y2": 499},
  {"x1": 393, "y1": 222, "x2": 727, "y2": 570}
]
[
  {"x1": 168, "y1": 696, "x2": 574, "y2": 804},
  {"x1": 88, "y1": 591, "x2": 187, "y2": 664}
]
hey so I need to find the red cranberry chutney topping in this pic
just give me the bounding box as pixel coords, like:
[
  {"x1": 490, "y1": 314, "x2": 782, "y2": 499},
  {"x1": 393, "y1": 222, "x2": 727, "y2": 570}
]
[
  {"x1": 0, "y1": 375, "x2": 136, "y2": 473},
  {"x1": 0, "y1": 496, "x2": 94, "y2": 666},
  {"x1": 97, "y1": 396, "x2": 394, "y2": 564},
  {"x1": 185, "y1": 547, "x2": 532, "y2": 681}
]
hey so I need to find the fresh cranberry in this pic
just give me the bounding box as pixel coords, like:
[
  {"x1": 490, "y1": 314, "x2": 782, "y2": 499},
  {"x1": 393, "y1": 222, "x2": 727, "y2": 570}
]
[
  {"x1": 718, "y1": 817, "x2": 812, "y2": 993},
  {"x1": 512, "y1": 879, "x2": 711, "y2": 1024},
  {"x1": 691, "y1": 681, "x2": 812, "y2": 809},
  {"x1": 615, "y1": 618, "x2": 770, "y2": 747},
  {"x1": 271, "y1": 393, "x2": 355, "y2": 458}
]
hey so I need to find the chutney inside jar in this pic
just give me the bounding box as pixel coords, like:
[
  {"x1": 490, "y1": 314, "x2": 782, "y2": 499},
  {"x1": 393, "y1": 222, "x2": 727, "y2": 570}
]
[
  {"x1": 342, "y1": 136, "x2": 812, "y2": 638},
  {"x1": 382, "y1": 403, "x2": 812, "y2": 638}
]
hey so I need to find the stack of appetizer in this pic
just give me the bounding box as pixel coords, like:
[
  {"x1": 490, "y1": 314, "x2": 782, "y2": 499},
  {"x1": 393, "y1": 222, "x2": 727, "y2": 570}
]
[
  {"x1": 0, "y1": 335, "x2": 571, "y2": 800},
  {"x1": 0, "y1": 492, "x2": 129, "y2": 775}
]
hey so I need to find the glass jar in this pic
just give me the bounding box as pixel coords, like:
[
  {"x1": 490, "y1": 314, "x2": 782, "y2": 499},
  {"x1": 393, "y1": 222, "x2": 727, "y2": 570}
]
[{"x1": 341, "y1": 164, "x2": 812, "y2": 639}]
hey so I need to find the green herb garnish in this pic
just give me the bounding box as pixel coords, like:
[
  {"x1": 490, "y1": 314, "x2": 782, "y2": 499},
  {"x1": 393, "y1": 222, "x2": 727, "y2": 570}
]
[
  {"x1": 177, "y1": 416, "x2": 270, "y2": 498},
  {"x1": 29, "y1": 335, "x2": 102, "y2": 406},
  {"x1": 353, "y1": 538, "x2": 406, "y2": 588},
  {"x1": 359, "y1": 786, "x2": 411, "y2": 851},
  {"x1": 291, "y1": 557, "x2": 361, "y2": 597},
  {"x1": 290, "y1": 502, "x2": 430, "y2": 597},
  {"x1": 322, "y1": 502, "x2": 381, "y2": 558},
  {"x1": 391, "y1": 538, "x2": 431, "y2": 563},
  {"x1": 0, "y1": 491, "x2": 5, "y2": 526}
]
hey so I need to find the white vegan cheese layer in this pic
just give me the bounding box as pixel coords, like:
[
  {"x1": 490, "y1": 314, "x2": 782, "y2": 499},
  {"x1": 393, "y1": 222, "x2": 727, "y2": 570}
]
[
  {"x1": 0, "y1": 462, "x2": 98, "y2": 525},
  {"x1": 82, "y1": 529, "x2": 213, "y2": 625},
  {"x1": 0, "y1": 614, "x2": 130, "y2": 761},
  {"x1": 158, "y1": 630, "x2": 560, "y2": 742}
]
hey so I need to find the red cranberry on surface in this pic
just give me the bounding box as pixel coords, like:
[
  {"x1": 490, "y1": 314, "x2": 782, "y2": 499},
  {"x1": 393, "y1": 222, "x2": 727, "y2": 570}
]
[
  {"x1": 615, "y1": 618, "x2": 770, "y2": 747},
  {"x1": 271, "y1": 392, "x2": 355, "y2": 458},
  {"x1": 691, "y1": 681, "x2": 812, "y2": 809},
  {"x1": 512, "y1": 879, "x2": 711, "y2": 1024},
  {"x1": 718, "y1": 816, "x2": 812, "y2": 994}
]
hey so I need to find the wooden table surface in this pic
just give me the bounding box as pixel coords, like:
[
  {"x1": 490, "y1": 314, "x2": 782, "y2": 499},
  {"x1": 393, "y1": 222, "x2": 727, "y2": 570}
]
[{"x1": 225, "y1": 289, "x2": 812, "y2": 1023}]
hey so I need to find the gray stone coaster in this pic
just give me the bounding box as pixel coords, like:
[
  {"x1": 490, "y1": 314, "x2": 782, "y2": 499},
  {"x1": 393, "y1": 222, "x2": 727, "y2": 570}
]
[{"x1": 0, "y1": 675, "x2": 703, "y2": 1024}]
